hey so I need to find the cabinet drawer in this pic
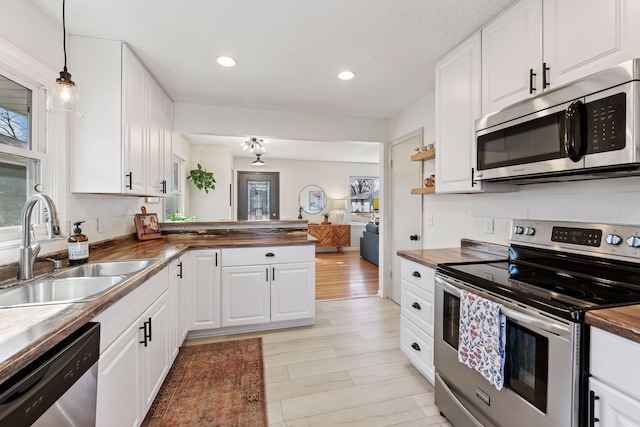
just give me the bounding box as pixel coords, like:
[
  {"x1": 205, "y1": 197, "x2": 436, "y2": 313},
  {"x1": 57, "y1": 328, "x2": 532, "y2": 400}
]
[
  {"x1": 221, "y1": 245, "x2": 314, "y2": 267},
  {"x1": 400, "y1": 259, "x2": 435, "y2": 293},
  {"x1": 591, "y1": 327, "x2": 640, "y2": 401},
  {"x1": 401, "y1": 317, "x2": 434, "y2": 384},
  {"x1": 401, "y1": 281, "x2": 434, "y2": 336}
]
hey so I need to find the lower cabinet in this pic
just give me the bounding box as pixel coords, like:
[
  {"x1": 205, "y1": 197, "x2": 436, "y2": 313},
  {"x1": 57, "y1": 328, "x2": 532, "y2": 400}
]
[
  {"x1": 168, "y1": 256, "x2": 187, "y2": 362},
  {"x1": 399, "y1": 258, "x2": 436, "y2": 384},
  {"x1": 589, "y1": 327, "x2": 640, "y2": 425},
  {"x1": 187, "y1": 249, "x2": 221, "y2": 330},
  {"x1": 221, "y1": 245, "x2": 315, "y2": 328},
  {"x1": 93, "y1": 269, "x2": 170, "y2": 427}
]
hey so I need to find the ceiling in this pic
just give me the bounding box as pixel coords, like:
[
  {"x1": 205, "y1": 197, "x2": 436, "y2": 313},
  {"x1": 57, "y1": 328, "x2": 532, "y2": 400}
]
[{"x1": 32, "y1": 0, "x2": 515, "y2": 162}]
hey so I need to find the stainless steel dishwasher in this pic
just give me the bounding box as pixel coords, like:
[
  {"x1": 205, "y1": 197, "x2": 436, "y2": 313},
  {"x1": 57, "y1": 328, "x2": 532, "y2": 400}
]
[{"x1": 0, "y1": 322, "x2": 100, "y2": 426}]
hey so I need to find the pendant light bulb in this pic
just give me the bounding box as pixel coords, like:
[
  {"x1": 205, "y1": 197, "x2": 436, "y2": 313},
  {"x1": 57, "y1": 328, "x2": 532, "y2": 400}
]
[
  {"x1": 47, "y1": 0, "x2": 83, "y2": 117},
  {"x1": 252, "y1": 154, "x2": 266, "y2": 166}
]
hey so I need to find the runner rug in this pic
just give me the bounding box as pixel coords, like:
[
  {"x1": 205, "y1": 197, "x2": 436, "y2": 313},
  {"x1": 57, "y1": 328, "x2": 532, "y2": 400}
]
[{"x1": 142, "y1": 338, "x2": 267, "y2": 427}]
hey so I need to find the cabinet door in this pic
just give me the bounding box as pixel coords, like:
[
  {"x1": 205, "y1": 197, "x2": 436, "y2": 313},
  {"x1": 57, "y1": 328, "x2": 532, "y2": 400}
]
[
  {"x1": 221, "y1": 265, "x2": 271, "y2": 327},
  {"x1": 189, "y1": 249, "x2": 221, "y2": 330},
  {"x1": 482, "y1": 0, "x2": 542, "y2": 115},
  {"x1": 146, "y1": 78, "x2": 164, "y2": 196},
  {"x1": 590, "y1": 377, "x2": 640, "y2": 427},
  {"x1": 543, "y1": 0, "x2": 640, "y2": 88},
  {"x1": 435, "y1": 32, "x2": 483, "y2": 194},
  {"x1": 161, "y1": 91, "x2": 173, "y2": 196},
  {"x1": 96, "y1": 320, "x2": 143, "y2": 427},
  {"x1": 140, "y1": 292, "x2": 170, "y2": 412},
  {"x1": 168, "y1": 258, "x2": 183, "y2": 360},
  {"x1": 271, "y1": 262, "x2": 315, "y2": 322},
  {"x1": 122, "y1": 45, "x2": 147, "y2": 195}
]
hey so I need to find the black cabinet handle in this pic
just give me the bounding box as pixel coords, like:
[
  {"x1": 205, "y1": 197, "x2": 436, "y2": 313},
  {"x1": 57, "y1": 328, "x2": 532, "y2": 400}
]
[
  {"x1": 272, "y1": 267, "x2": 275, "y2": 281},
  {"x1": 266, "y1": 268, "x2": 269, "y2": 282},
  {"x1": 471, "y1": 167, "x2": 476, "y2": 188},
  {"x1": 125, "y1": 172, "x2": 132, "y2": 190},
  {"x1": 139, "y1": 319, "x2": 151, "y2": 347},
  {"x1": 412, "y1": 271, "x2": 421, "y2": 278},
  {"x1": 529, "y1": 68, "x2": 536, "y2": 94},
  {"x1": 161, "y1": 180, "x2": 167, "y2": 194},
  {"x1": 411, "y1": 342, "x2": 421, "y2": 351},
  {"x1": 410, "y1": 235, "x2": 419, "y2": 241},
  {"x1": 589, "y1": 391, "x2": 600, "y2": 426},
  {"x1": 215, "y1": 252, "x2": 218, "y2": 267},
  {"x1": 542, "y1": 62, "x2": 550, "y2": 88},
  {"x1": 412, "y1": 302, "x2": 421, "y2": 310},
  {"x1": 265, "y1": 252, "x2": 275, "y2": 257},
  {"x1": 147, "y1": 317, "x2": 152, "y2": 342},
  {"x1": 177, "y1": 261, "x2": 183, "y2": 278}
]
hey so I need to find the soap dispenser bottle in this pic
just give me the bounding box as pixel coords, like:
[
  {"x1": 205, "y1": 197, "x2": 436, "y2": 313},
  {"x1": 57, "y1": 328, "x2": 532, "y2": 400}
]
[{"x1": 68, "y1": 221, "x2": 89, "y2": 265}]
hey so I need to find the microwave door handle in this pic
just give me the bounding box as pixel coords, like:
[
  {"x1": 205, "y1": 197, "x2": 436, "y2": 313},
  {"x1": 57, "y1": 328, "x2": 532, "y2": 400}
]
[{"x1": 564, "y1": 100, "x2": 587, "y2": 162}]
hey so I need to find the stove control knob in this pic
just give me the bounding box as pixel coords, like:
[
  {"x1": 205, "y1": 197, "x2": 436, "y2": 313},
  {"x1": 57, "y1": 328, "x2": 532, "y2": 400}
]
[
  {"x1": 513, "y1": 226, "x2": 524, "y2": 235},
  {"x1": 524, "y1": 227, "x2": 535, "y2": 236},
  {"x1": 606, "y1": 234, "x2": 622, "y2": 245},
  {"x1": 627, "y1": 236, "x2": 640, "y2": 248}
]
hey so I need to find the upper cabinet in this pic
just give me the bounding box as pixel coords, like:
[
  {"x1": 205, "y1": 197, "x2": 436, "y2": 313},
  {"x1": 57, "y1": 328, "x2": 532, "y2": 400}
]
[
  {"x1": 482, "y1": 0, "x2": 640, "y2": 116},
  {"x1": 69, "y1": 36, "x2": 173, "y2": 196},
  {"x1": 435, "y1": 32, "x2": 483, "y2": 194}
]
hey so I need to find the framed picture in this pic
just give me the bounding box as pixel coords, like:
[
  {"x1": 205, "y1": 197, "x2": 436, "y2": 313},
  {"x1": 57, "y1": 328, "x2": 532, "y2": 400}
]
[
  {"x1": 309, "y1": 190, "x2": 325, "y2": 212},
  {"x1": 134, "y1": 206, "x2": 163, "y2": 240}
]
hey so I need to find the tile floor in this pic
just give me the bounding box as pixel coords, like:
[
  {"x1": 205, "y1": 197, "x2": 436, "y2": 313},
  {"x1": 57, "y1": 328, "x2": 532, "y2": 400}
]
[{"x1": 188, "y1": 297, "x2": 452, "y2": 426}]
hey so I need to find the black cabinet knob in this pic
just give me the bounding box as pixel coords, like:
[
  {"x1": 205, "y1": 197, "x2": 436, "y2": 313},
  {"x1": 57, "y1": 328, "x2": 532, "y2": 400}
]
[
  {"x1": 410, "y1": 235, "x2": 419, "y2": 241},
  {"x1": 411, "y1": 342, "x2": 421, "y2": 351},
  {"x1": 412, "y1": 302, "x2": 421, "y2": 310},
  {"x1": 412, "y1": 271, "x2": 421, "y2": 278}
]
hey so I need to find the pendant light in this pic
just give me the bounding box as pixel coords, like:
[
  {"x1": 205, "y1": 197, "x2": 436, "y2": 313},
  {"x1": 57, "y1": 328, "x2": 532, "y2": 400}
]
[
  {"x1": 252, "y1": 154, "x2": 266, "y2": 166},
  {"x1": 46, "y1": 0, "x2": 83, "y2": 117}
]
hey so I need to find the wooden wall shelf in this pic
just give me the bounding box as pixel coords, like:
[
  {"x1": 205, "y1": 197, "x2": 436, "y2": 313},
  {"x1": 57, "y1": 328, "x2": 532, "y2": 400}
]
[
  {"x1": 410, "y1": 149, "x2": 436, "y2": 162},
  {"x1": 411, "y1": 187, "x2": 436, "y2": 195}
]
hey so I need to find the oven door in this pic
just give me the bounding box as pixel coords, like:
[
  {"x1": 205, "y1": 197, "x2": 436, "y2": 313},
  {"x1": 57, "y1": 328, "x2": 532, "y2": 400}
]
[{"x1": 434, "y1": 274, "x2": 580, "y2": 427}]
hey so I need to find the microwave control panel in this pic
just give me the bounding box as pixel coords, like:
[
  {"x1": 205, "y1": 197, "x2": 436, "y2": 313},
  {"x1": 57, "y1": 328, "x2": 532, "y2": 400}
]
[{"x1": 586, "y1": 92, "x2": 626, "y2": 153}]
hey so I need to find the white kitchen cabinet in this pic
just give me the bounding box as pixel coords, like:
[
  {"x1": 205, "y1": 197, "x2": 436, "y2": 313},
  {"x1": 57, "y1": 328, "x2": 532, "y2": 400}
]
[
  {"x1": 589, "y1": 327, "x2": 640, "y2": 425},
  {"x1": 481, "y1": 0, "x2": 542, "y2": 114},
  {"x1": 188, "y1": 249, "x2": 221, "y2": 330},
  {"x1": 69, "y1": 36, "x2": 173, "y2": 196},
  {"x1": 93, "y1": 269, "x2": 170, "y2": 427},
  {"x1": 435, "y1": 32, "x2": 483, "y2": 194},
  {"x1": 168, "y1": 256, "x2": 187, "y2": 361},
  {"x1": 482, "y1": 0, "x2": 640, "y2": 116},
  {"x1": 221, "y1": 245, "x2": 315, "y2": 328},
  {"x1": 399, "y1": 258, "x2": 436, "y2": 383}
]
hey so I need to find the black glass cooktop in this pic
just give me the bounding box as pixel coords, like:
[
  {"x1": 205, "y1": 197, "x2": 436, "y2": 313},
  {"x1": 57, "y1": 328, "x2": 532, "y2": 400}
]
[{"x1": 437, "y1": 245, "x2": 640, "y2": 322}]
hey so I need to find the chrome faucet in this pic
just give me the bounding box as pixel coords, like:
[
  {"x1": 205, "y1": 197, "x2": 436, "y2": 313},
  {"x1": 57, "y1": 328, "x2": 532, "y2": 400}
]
[{"x1": 18, "y1": 194, "x2": 61, "y2": 280}]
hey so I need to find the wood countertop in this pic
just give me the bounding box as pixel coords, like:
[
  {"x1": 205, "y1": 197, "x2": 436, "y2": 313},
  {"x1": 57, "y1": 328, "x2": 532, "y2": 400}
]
[
  {"x1": 0, "y1": 233, "x2": 315, "y2": 385},
  {"x1": 397, "y1": 239, "x2": 508, "y2": 268},
  {"x1": 586, "y1": 305, "x2": 640, "y2": 344}
]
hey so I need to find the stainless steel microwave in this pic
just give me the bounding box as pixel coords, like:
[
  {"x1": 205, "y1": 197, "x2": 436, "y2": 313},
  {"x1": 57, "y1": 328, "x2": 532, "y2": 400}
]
[{"x1": 474, "y1": 59, "x2": 640, "y2": 184}]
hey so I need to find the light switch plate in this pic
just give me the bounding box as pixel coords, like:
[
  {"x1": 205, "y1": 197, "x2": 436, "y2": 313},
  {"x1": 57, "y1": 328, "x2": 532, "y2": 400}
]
[{"x1": 483, "y1": 218, "x2": 494, "y2": 234}]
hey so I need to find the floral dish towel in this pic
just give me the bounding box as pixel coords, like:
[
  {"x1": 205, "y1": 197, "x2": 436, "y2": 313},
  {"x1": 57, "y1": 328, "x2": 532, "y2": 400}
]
[{"x1": 458, "y1": 289, "x2": 506, "y2": 390}]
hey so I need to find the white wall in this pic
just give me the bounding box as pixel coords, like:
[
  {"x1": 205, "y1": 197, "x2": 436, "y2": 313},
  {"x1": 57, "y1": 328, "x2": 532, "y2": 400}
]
[
  {"x1": 188, "y1": 144, "x2": 232, "y2": 221},
  {"x1": 387, "y1": 90, "x2": 640, "y2": 250},
  {"x1": 232, "y1": 157, "x2": 379, "y2": 225}
]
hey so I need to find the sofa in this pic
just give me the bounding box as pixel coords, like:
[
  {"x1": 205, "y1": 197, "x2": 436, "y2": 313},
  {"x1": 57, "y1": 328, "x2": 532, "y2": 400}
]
[{"x1": 360, "y1": 222, "x2": 379, "y2": 265}]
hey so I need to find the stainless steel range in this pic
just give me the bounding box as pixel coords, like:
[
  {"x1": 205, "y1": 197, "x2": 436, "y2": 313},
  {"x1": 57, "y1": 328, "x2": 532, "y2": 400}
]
[{"x1": 434, "y1": 220, "x2": 640, "y2": 427}]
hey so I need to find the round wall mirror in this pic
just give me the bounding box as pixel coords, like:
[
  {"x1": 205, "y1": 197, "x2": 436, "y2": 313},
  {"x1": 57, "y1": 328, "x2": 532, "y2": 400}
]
[{"x1": 299, "y1": 185, "x2": 327, "y2": 214}]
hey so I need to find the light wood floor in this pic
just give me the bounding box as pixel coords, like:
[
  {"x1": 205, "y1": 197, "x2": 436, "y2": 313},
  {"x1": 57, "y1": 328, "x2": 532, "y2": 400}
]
[
  {"x1": 188, "y1": 297, "x2": 451, "y2": 426},
  {"x1": 315, "y1": 250, "x2": 379, "y2": 300}
]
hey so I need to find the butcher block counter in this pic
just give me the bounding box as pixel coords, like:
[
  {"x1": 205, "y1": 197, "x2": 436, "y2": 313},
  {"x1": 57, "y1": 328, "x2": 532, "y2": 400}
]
[
  {"x1": 0, "y1": 221, "x2": 314, "y2": 385},
  {"x1": 397, "y1": 239, "x2": 508, "y2": 268},
  {"x1": 586, "y1": 305, "x2": 640, "y2": 344}
]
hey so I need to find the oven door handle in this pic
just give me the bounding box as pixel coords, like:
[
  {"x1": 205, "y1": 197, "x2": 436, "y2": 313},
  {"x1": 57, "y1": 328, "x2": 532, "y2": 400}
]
[{"x1": 436, "y1": 276, "x2": 572, "y2": 337}]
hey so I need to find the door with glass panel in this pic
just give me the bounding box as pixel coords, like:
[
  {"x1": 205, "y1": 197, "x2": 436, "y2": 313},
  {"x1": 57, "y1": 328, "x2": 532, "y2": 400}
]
[{"x1": 237, "y1": 172, "x2": 279, "y2": 221}]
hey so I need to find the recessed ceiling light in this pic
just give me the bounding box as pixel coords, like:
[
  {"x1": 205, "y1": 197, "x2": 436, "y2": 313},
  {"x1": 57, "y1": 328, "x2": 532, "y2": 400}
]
[
  {"x1": 216, "y1": 56, "x2": 237, "y2": 67},
  {"x1": 338, "y1": 71, "x2": 355, "y2": 80}
]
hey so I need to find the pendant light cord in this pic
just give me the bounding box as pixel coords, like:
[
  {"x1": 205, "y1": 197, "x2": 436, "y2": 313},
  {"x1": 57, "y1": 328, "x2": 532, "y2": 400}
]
[{"x1": 62, "y1": 0, "x2": 68, "y2": 73}]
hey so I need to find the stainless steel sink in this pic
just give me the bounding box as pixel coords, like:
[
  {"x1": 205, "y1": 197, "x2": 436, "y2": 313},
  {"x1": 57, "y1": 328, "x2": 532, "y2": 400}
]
[
  {"x1": 53, "y1": 259, "x2": 156, "y2": 279},
  {"x1": 0, "y1": 276, "x2": 125, "y2": 307}
]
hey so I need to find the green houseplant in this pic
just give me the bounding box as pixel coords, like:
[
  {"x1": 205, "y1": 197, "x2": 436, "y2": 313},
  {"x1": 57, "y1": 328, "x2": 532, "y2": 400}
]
[{"x1": 187, "y1": 163, "x2": 216, "y2": 193}]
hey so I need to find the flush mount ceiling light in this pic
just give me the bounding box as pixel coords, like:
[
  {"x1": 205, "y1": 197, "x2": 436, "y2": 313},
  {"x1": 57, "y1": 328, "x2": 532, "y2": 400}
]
[
  {"x1": 338, "y1": 70, "x2": 355, "y2": 81},
  {"x1": 216, "y1": 56, "x2": 237, "y2": 67},
  {"x1": 241, "y1": 137, "x2": 268, "y2": 153},
  {"x1": 46, "y1": 0, "x2": 83, "y2": 117},
  {"x1": 252, "y1": 154, "x2": 266, "y2": 166}
]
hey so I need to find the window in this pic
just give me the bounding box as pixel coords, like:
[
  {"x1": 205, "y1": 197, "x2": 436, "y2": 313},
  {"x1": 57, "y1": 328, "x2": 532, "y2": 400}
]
[
  {"x1": 163, "y1": 155, "x2": 184, "y2": 220},
  {"x1": 349, "y1": 177, "x2": 379, "y2": 222},
  {"x1": 0, "y1": 71, "x2": 45, "y2": 230}
]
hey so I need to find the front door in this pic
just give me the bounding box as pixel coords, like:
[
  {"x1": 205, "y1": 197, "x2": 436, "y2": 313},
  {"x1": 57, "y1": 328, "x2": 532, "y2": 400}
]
[{"x1": 237, "y1": 171, "x2": 279, "y2": 220}]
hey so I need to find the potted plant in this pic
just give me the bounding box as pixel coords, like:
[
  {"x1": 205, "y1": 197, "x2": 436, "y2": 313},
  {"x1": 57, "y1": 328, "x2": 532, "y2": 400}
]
[
  {"x1": 187, "y1": 164, "x2": 216, "y2": 193},
  {"x1": 322, "y1": 211, "x2": 331, "y2": 224}
]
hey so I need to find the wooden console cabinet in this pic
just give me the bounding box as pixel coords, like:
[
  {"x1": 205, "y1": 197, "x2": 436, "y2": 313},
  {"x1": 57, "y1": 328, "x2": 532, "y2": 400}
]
[{"x1": 308, "y1": 224, "x2": 351, "y2": 251}]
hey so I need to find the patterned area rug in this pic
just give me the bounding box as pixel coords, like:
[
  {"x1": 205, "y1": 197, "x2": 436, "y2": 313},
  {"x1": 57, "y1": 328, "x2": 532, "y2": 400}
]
[{"x1": 142, "y1": 338, "x2": 267, "y2": 427}]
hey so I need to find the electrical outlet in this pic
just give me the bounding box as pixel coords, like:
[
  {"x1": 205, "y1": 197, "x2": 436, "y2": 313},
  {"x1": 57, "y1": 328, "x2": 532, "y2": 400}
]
[
  {"x1": 427, "y1": 213, "x2": 434, "y2": 226},
  {"x1": 97, "y1": 218, "x2": 104, "y2": 233},
  {"x1": 483, "y1": 218, "x2": 494, "y2": 234}
]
